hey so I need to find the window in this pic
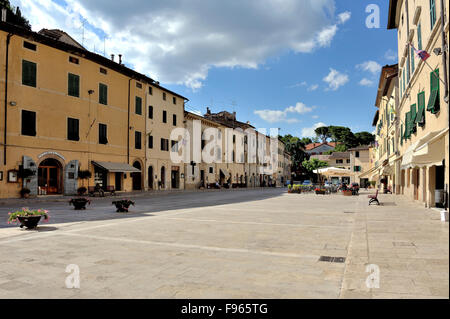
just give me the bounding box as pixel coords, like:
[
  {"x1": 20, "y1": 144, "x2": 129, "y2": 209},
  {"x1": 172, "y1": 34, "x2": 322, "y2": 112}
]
[
  {"x1": 406, "y1": 52, "x2": 410, "y2": 84},
  {"x1": 21, "y1": 110, "x2": 36, "y2": 136},
  {"x1": 149, "y1": 86, "x2": 153, "y2": 95},
  {"x1": 355, "y1": 151, "x2": 360, "y2": 158},
  {"x1": 173, "y1": 114, "x2": 177, "y2": 126},
  {"x1": 416, "y1": 91, "x2": 426, "y2": 126},
  {"x1": 67, "y1": 118, "x2": 79, "y2": 141},
  {"x1": 135, "y1": 96, "x2": 142, "y2": 115},
  {"x1": 171, "y1": 140, "x2": 178, "y2": 152},
  {"x1": 209, "y1": 167, "x2": 214, "y2": 174},
  {"x1": 22, "y1": 60, "x2": 37, "y2": 87},
  {"x1": 163, "y1": 92, "x2": 167, "y2": 101},
  {"x1": 233, "y1": 135, "x2": 236, "y2": 144},
  {"x1": 173, "y1": 97, "x2": 176, "y2": 104},
  {"x1": 163, "y1": 111, "x2": 167, "y2": 123},
  {"x1": 148, "y1": 106, "x2": 153, "y2": 119},
  {"x1": 427, "y1": 69, "x2": 440, "y2": 114},
  {"x1": 23, "y1": 41, "x2": 36, "y2": 51},
  {"x1": 136, "y1": 82, "x2": 142, "y2": 89},
  {"x1": 161, "y1": 138, "x2": 169, "y2": 151},
  {"x1": 410, "y1": 104, "x2": 417, "y2": 135},
  {"x1": 417, "y1": 23, "x2": 423, "y2": 50},
  {"x1": 336, "y1": 159, "x2": 343, "y2": 164},
  {"x1": 100, "y1": 67, "x2": 107, "y2": 75},
  {"x1": 99, "y1": 124, "x2": 108, "y2": 144},
  {"x1": 135, "y1": 131, "x2": 142, "y2": 149},
  {"x1": 99, "y1": 83, "x2": 108, "y2": 105},
  {"x1": 354, "y1": 166, "x2": 362, "y2": 172},
  {"x1": 68, "y1": 73, "x2": 80, "y2": 97},
  {"x1": 69, "y1": 56, "x2": 79, "y2": 64},
  {"x1": 347, "y1": 159, "x2": 351, "y2": 164},
  {"x1": 430, "y1": 0, "x2": 437, "y2": 29},
  {"x1": 411, "y1": 47, "x2": 415, "y2": 75},
  {"x1": 148, "y1": 135, "x2": 153, "y2": 149}
]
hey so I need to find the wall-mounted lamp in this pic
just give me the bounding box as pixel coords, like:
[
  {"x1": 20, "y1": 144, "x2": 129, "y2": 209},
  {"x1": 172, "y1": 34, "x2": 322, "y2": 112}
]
[
  {"x1": 88, "y1": 90, "x2": 95, "y2": 95},
  {"x1": 9, "y1": 101, "x2": 17, "y2": 106},
  {"x1": 433, "y1": 48, "x2": 442, "y2": 56}
]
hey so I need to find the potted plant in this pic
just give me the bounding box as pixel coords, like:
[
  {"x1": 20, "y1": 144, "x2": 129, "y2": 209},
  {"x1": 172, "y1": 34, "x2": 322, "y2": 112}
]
[
  {"x1": 77, "y1": 186, "x2": 87, "y2": 196},
  {"x1": 343, "y1": 189, "x2": 353, "y2": 196},
  {"x1": 20, "y1": 188, "x2": 31, "y2": 198},
  {"x1": 112, "y1": 199, "x2": 135, "y2": 213},
  {"x1": 315, "y1": 188, "x2": 326, "y2": 195},
  {"x1": 69, "y1": 198, "x2": 91, "y2": 210},
  {"x1": 287, "y1": 184, "x2": 292, "y2": 193},
  {"x1": 7, "y1": 208, "x2": 50, "y2": 229}
]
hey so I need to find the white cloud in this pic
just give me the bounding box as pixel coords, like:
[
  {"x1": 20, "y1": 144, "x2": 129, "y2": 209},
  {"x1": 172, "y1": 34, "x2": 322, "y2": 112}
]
[
  {"x1": 384, "y1": 49, "x2": 397, "y2": 61},
  {"x1": 338, "y1": 11, "x2": 351, "y2": 24},
  {"x1": 301, "y1": 122, "x2": 327, "y2": 138},
  {"x1": 312, "y1": 115, "x2": 319, "y2": 119},
  {"x1": 15, "y1": 0, "x2": 348, "y2": 90},
  {"x1": 254, "y1": 102, "x2": 315, "y2": 123},
  {"x1": 356, "y1": 61, "x2": 382, "y2": 74},
  {"x1": 308, "y1": 84, "x2": 319, "y2": 91},
  {"x1": 288, "y1": 81, "x2": 307, "y2": 89},
  {"x1": 323, "y1": 68, "x2": 349, "y2": 91},
  {"x1": 359, "y1": 78, "x2": 375, "y2": 87}
]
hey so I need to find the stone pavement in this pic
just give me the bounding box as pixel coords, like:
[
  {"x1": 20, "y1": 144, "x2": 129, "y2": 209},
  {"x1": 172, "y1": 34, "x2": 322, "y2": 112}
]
[{"x1": 0, "y1": 189, "x2": 448, "y2": 299}]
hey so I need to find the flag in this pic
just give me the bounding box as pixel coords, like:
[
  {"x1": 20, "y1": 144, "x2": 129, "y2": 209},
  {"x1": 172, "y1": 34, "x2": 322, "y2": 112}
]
[{"x1": 409, "y1": 43, "x2": 430, "y2": 61}]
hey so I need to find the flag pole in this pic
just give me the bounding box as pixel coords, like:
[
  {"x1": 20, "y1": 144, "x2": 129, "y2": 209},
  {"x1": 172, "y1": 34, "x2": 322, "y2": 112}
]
[{"x1": 409, "y1": 42, "x2": 446, "y2": 86}]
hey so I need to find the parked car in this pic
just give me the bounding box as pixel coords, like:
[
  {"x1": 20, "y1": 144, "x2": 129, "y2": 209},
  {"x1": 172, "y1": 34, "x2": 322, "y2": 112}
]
[{"x1": 302, "y1": 180, "x2": 312, "y2": 186}]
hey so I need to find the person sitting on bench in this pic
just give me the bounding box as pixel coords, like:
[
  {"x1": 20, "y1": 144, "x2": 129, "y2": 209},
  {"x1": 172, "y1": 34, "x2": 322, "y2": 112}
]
[{"x1": 94, "y1": 183, "x2": 105, "y2": 197}]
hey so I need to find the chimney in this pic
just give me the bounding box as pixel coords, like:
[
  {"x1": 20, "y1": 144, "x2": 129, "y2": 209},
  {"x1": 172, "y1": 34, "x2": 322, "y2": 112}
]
[
  {"x1": 206, "y1": 107, "x2": 211, "y2": 115},
  {"x1": 233, "y1": 112, "x2": 236, "y2": 120},
  {"x1": 111, "y1": 54, "x2": 115, "y2": 62},
  {"x1": 118, "y1": 54, "x2": 122, "y2": 65}
]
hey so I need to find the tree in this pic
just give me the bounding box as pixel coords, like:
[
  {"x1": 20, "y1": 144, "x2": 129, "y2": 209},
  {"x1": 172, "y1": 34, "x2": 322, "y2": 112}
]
[
  {"x1": 0, "y1": 0, "x2": 31, "y2": 30},
  {"x1": 315, "y1": 126, "x2": 331, "y2": 143},
  {"x1": 282, "y1": 135, "x2": 308, "y2": 175},
  {"x1": 355, "y1": 132, "x2": 375, "y2": 146}
]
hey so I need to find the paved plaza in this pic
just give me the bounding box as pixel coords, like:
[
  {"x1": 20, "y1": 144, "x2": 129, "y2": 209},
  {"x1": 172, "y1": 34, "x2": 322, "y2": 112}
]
[{"x1": 0, "y1": 189, "x2": 448, "y2": 299}]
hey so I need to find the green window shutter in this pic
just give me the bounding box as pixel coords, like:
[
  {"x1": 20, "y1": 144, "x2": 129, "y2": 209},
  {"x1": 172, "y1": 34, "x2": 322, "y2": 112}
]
[
  {"x1": 427, "y1": 69, "x2": 440, "y2": 114},
  {"x1": 400, "y1": 124, "x2": 404, "y2": 145},
  {"x1": 68, "y1": 73, "x2": 80, "y2": 97},
  {"x1": 430, "y1": 0, "x2": 436, "y2": 29},
  {"x1": 410, "y1": 48, "x2": 415, "y2": 74},
  {"x1": 410, "y1": 104, "x2": 417, "y2": 134},
  {"x1": 22, "y1": 60, "x2": 37, "y2": 87},
  {"x1": 405, "y1": 112, "x2": 411, "y2": 139},
  {"x1": 135, "y1": 97, "x2": 142, "y2": 115},
  {"x1": 99, "y1": 84, "x2": 107, "y2": 105},
  {"x1": 418, "y1": 23, "x2": 423, "y2": 50},
  {"x1": 406, "y1": 54, "x2": 410, "y2": 83},
  {"x1": 416, "y1": 92, "x2": 426, "y2": 126}
]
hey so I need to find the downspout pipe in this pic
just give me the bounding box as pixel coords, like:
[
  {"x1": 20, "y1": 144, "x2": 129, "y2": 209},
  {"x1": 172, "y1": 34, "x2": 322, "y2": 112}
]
[
  {"x1": 127, "y1": 79, "x2": 131, "y2": 164},
  {"x1": 3, "y1": 33, "x2": 12, "y2": 165},
  {"x1": 440, "y1": 0, "x2": 449, "y2": 210}
]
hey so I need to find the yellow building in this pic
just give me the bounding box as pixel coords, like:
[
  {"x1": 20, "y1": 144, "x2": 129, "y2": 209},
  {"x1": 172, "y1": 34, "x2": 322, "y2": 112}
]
[
  {"x1": 0, "y1": 23, "x2": 187, "y2": 198},
  {"x1": 388, "y1": 0, "x2": 449, "y2": 208},
  {"x1": 349, "y1": 146, "x2": 372, "y2": 187}
]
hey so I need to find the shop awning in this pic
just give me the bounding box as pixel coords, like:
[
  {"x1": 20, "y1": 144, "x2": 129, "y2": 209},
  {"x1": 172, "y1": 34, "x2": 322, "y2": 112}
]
[
  {"x1": 220, "y1": 168, "x2": 230, "y2": 177},
  {"x1": 92, "y1": 161, "x2": 141, "y2": 173},
  {"x1": 412, "y1": 128, "x2": 448, "y2": 167},
  {"x1": 401, "y1": 140, "x2": 422, "y2": 169},
  {"x1": 359, "y1": 165, "x2": 378, "y2": 179}
]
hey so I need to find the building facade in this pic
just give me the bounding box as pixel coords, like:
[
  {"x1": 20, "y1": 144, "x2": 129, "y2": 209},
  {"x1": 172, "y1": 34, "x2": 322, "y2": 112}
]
[
  {"x1": 0, "y1": 23, "x2": 187, "y2": 198},
  {"x1": 388, "y1": 0, "x2": 449, "y2": 208}
]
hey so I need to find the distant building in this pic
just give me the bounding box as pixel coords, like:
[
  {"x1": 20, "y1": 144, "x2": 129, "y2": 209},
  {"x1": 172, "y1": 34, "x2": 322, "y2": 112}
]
[{"x1": 305, "y1": 142, "x2": 337, "y2": 155}]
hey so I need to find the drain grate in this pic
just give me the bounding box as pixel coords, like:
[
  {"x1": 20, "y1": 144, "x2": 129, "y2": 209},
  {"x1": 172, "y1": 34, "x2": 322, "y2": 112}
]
[
  {"x1": 393, "y1": 242, "x2": 415, "y2": 247},
  {"x1": 344, "y1": 211, "x2": 356, "y2": 214},
  {"x1": 319, "y1": 256, "x2": 346, "y2": 263}
]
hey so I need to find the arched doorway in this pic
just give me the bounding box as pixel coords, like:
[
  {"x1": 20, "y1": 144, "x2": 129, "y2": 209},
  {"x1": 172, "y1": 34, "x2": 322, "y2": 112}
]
[
  {"x1": 38, "y1": 158, "x2": 63, "y2": 195},
  {"x1": 160, "y1": 166, "x2": 166, "y2": 189},
  {"x1": 132, "y1": 161, "x2": 142, "y2": 191},
  {"x1": 148, "y1": 166, "x2": 153, "y2": 189}
]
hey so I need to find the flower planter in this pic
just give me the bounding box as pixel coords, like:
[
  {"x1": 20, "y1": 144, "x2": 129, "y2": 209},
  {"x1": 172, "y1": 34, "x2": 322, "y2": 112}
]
[
  {"x1": 69, "y1": 198, "x2": 90, "y2": 210},
  {"x1": 113, "y1": 200, "x2": 135, "y2": 213},
  {"x1": 18, "y1": 216, "x2": 42, "y2": 229},
  {"x1": 315, "y1": 190, "x2": 326, "y2": 195},
  {"x1": 343, "y1": 190, "x2": 353, "y2": 196}
]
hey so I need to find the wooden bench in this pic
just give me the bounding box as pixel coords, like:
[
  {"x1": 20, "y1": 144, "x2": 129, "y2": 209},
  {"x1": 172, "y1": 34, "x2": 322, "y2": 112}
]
[{"x1": 368, "y1": 190, "x2": 380, "y2": 206}]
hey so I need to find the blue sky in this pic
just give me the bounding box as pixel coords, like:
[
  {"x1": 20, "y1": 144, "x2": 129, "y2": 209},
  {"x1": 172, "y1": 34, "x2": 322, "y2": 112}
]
[{"x1": 14, "y1": 0, "x2": 398, "y2": 138}]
